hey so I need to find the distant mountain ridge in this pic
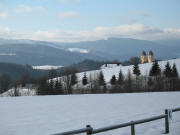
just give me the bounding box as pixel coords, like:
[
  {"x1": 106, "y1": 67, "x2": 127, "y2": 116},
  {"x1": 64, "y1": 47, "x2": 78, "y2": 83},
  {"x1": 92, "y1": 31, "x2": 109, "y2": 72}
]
[
  {"x1": 0, "y1": 38, "x2": 180, "y2": 66},
  {"x1": 0, "y1": 42, "x2": 104, "y2": 66},
  {"x1": 49, "y1": 37, "x2": 180, "y2": 60}
]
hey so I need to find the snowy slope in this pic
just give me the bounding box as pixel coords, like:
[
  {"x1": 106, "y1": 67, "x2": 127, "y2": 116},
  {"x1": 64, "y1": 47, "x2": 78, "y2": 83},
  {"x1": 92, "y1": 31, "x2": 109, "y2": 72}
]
[
  {"x1": 0, "y1": 87, "x2": 36, "y2": 97},
  {"x1": 33, "y1": 65, "x2": 63, "y2": 70},
  {"x1": 75, "y1": 58, "x2": 180, "y2": 84},
  {"x1": 68, "y1": 48, "x2": 89, "y2": 53},
  {"x1": 0, "y1": 92, "x2": 180, "y2": 135}
]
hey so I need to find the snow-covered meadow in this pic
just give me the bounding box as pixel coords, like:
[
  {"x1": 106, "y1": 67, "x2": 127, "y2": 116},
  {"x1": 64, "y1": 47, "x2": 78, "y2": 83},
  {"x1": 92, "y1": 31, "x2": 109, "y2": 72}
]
[
  {"x1": 33, "y1": 65, "x2": 63, "y2": 70},
  {"x1": 75, "y1": 58, "x2": 180, "y2": 84},
  {"x1": 0, "y1": 87, "x2": 36, "y2": 97},
  {"x1": 0, "y1": 92, "x2": 180, "y2": 135}
]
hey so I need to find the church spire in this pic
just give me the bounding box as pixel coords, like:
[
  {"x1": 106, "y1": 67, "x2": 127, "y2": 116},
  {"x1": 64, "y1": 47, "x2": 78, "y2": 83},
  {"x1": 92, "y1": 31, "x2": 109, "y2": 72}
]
[
  {"x1": 141, "y1": 51, "x2": 147, "y2": 64},
  {"x1": 148, "y1": 50, "x2": 154, "y2": 63}
]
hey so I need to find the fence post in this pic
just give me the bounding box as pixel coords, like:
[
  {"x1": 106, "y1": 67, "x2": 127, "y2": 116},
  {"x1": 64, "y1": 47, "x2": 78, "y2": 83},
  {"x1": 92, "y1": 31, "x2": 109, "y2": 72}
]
[
  {"x1": 86, "y1": 125, "x2": 92, "y2": 135},
  {"x1": 165, "y1": 109, "x2": 169, "y2": 134},
  {"x1": 131, "y1": 121, "x2": 135, "y2": 135}
]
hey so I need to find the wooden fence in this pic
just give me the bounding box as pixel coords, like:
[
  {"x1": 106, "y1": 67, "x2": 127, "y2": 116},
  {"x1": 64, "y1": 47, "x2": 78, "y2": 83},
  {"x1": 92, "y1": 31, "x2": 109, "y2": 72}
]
[{"x1": 53, "y1": 107, "x2": 180, "y2": 135}]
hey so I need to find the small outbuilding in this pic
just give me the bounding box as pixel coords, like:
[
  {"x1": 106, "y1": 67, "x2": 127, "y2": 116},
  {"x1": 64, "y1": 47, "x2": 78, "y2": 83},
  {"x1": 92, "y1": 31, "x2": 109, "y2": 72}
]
[{"x1": 100, "y1": 62, "x2": 121, "y2": 69}]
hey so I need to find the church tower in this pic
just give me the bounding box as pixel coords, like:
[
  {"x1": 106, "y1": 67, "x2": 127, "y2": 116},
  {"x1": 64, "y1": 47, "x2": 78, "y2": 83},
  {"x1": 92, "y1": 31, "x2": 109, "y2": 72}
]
[
  {"x1": 148, "y1": 51, "x2": 154, "y2": 63},
  {"x1": 141, "y1": 51, "x2": 147, "y2": 64}
]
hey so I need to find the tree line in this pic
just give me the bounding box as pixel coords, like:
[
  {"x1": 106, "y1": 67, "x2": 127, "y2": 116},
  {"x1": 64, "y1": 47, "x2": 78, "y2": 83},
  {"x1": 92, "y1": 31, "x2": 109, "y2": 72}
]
[
  {"x1": 0, "y1": 57, "x2": 141, "y2": 95},
  {"x1": 37, "y1": 60, "x2": 180, "y2": 95},
  {"x1": 108, "y1": 61, "x2": 179, "y2": 93},
  {"x1": 1, "y1": 60, "x2": 179, "y2": 96}
]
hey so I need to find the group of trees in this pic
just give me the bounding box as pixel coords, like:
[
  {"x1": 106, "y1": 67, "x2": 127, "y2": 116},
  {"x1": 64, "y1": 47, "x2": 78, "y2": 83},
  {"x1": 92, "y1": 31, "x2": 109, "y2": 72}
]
[
  {"x1": 1, "y1": 59, "x2": 179, "y2": 96},
  {"x1": 108, "y1": 61, "x2": 179, "y2": 93},
  {"x1": 0, "y1": 74, "x2": 12, "y2": 94},
  {"x1": 37, "y1": 67, "x2": 78, "y2": 95},
  {"x1": 37, "y1": 60, "x2": 180, "y2": 95},
  {"x1": 147, "y1": 61, "x2": 179, "y2": 91},
  {"x1": 0, "y1": 73, "x2": 39, "y2": 95},
  {"x1": 0, "y1": 62, "x2": 47, "y2": 95},
  {"x1": 37, "y1": 77, "x2": 63, "y2": 95}
]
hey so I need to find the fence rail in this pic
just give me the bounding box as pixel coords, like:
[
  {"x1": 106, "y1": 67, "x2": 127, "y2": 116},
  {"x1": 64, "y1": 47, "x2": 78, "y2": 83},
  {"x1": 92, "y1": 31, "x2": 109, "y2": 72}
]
[
  {"x1": 53, "y1": 107, "x2": 180, "y2": 135},
  {"x1": 54, "y1": 126, "x2": 93, "y2": 135},
  {"x1": 172, "y1": 108, "x2": 180, "y2": 112}
]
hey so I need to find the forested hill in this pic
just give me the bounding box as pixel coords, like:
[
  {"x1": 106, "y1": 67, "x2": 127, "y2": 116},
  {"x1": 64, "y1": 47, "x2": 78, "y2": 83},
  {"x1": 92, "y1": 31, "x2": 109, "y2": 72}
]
[
  {"x1": 1, "y1": 38, "x2": 180, "y2": 66},
  {"x1": 0, "y1": 62, "x2": 47, "y2": 81}
]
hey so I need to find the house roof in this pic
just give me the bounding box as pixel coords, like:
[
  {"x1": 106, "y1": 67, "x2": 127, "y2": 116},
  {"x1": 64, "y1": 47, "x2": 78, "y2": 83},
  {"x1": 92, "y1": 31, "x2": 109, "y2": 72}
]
[{"x1": 103, "y1": 62, "x2": 121, "y2": 64}]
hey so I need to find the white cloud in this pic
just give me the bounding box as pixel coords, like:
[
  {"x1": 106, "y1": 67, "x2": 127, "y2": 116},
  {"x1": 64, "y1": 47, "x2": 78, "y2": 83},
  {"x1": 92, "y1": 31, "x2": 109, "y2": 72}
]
[
  {"x1": 16, "y1": 5, "x2": 45, "y2": 14},
  {"x1": 0, "y1": 26, "x2": 11, "y2": 38},
  {"x1": 58, "y1": 11, "x2": 79, "y2": 19},
  {"x1": 119, "y1": 16, "x2": 136, "y2": 24},
  {"x1": 0, "y1": 12, "x2": 8, "y2": 19},
  {"x1": 0, "y1": 24, "x2": 180, "y2": 42},
  {"x1": 59, "y1": 0, "x2": 80, "y2": 4},
  {"x1": 132, "y1": 10, "x2": 149, "y2": 17}
]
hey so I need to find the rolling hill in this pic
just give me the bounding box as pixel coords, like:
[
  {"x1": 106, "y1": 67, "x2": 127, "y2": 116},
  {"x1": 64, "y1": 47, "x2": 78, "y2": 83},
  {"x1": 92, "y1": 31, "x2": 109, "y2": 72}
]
[
  {"x1": 54, "y1": 38, "x2": 180, "y2": 60},
  {"x1": 0, "y1": 38, "x2": 180, "y2": 66},
  {"x1": 0, "y1": 62, "x2": 47, "y2": 81},
  {"x1": 0, "y1": 43, "x2": 104, "y2": 66},
  {"x1": 53, "y1": 58, "x2": 180, "y2": 87}
]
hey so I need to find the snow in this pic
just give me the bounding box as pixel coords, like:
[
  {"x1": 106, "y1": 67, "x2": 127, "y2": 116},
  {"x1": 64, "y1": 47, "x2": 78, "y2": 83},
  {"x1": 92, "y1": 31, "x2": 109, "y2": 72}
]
[
  {"x1": 0, "y1": 92, "x2": 180, "y2": 135},
  {"x1": 0, "y1": 53, "x2": 16, "y2": 56},
  {"x1": 0, "y1": 87, "x2": 36, "y2": 97},
  {"x1": 68, "y1": 48, "x2": 89, "y2": 53},
  {"x1": 75, "y1": 58, "x2": 180, "y2": 84},
  {"x1": 33, "y1": 65, "x2": 63, "y2": 70}
]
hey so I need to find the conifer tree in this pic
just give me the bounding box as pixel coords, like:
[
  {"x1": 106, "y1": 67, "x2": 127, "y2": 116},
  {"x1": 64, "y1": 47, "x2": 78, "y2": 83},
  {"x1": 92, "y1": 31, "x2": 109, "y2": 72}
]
[
  {"x1": 54, "y1": 79, "x2": 58, "y2": 94},
  {"x1": 171, "y1": 63, "x2": 179, "y2": 90},
  {"x1": 98, "y1": 71, "x2": 106, "y2": 86},
  {"x1": 147, "y1": 77, "x2": 153, "y2": 89},
  {"x1": 37, "y1": 76, "x2": 49, "y2": 95},
  {"x1": 125, "y1": 70, "x2": 133, "y2": 92},
  {"x1": 48, "y1": 69, "x2": 57, "y2": 79},
  {"x1": 133, "y1": 63, "x2": 141, "y2": 76},
  {"x1": 118, "y1": 69, "x2": 124, "y2": 85},
  {"x1": 82, "y1": 72, "x2": 88, "y2": 85},
  {"x1": 163, "y1": 62, "x2": 172, "y2": 78},
  {"x1": 172, "y1": 63, "x2": 178, "y2": 78},
  {"x1": 149, "y1": 60, "x2": 161, "y2": 76},
  {"x1": 49, "y1": 79, "x2": 54, "y2": 94},
  {"x1": 110, "y1": 75, "x2": 117, "y2": 85},
  {"x1": 133, "y1": 63, "x2": 141, "y2": 89},
  {"x1": 55, "y1": 79, "x2": 63, "y2": 94},
  {"x1": 71, "y1": 73, "x2": 77, "y2": 86}
]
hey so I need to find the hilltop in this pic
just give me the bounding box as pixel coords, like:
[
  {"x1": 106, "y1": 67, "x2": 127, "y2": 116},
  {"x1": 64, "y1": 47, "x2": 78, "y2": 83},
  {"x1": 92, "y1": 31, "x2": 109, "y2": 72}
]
[
  {"x1": 1, "y1": 38, "x2": 180, "y2": 66},
  {"x1": 57, "y1": 58, "x2": 180, "y2": 86}
]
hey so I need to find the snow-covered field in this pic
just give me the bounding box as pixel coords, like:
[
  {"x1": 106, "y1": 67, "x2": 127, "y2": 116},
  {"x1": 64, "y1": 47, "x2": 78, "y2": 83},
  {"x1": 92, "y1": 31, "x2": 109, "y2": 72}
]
[
  {"x1": 33, "y1": 65, "x2": 63, "y2": 70},
  {"x1": 0, "y1": 87, "x2": 36, "y2": 97},
  {"x1": 68, "y1": 48, "x2": 89, "y2": 53},
  {"x1": 0, "y1": 92, "x2": 180, "y2": 135},
  {"x1": 75, "y1": 58, "x2": 180, "y2": 83},
  {"x1": 0, "y1": 53, "x2": 16, "y2": 56}
]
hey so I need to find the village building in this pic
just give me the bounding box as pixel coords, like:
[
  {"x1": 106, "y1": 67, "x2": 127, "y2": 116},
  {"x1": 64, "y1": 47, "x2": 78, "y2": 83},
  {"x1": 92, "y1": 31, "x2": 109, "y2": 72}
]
[
  {"x1": 100, "y1": 62, "x2": 121, "y2": 69},
  {"x1": 141, "y1": 51, "x2": 147, "y2": 64},
  {"x1": 141, "y1": 51, "x2": 154, "y2": 64},
  {"x1": 148, "y1": 51, "x2": 154, "y2": 63}
]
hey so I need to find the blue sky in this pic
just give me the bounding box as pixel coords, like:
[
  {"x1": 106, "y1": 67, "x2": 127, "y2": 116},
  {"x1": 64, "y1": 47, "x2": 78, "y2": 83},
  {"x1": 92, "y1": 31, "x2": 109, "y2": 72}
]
[{"x1": 0, "y1": 0, "x2": 180, "y2": 42}]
